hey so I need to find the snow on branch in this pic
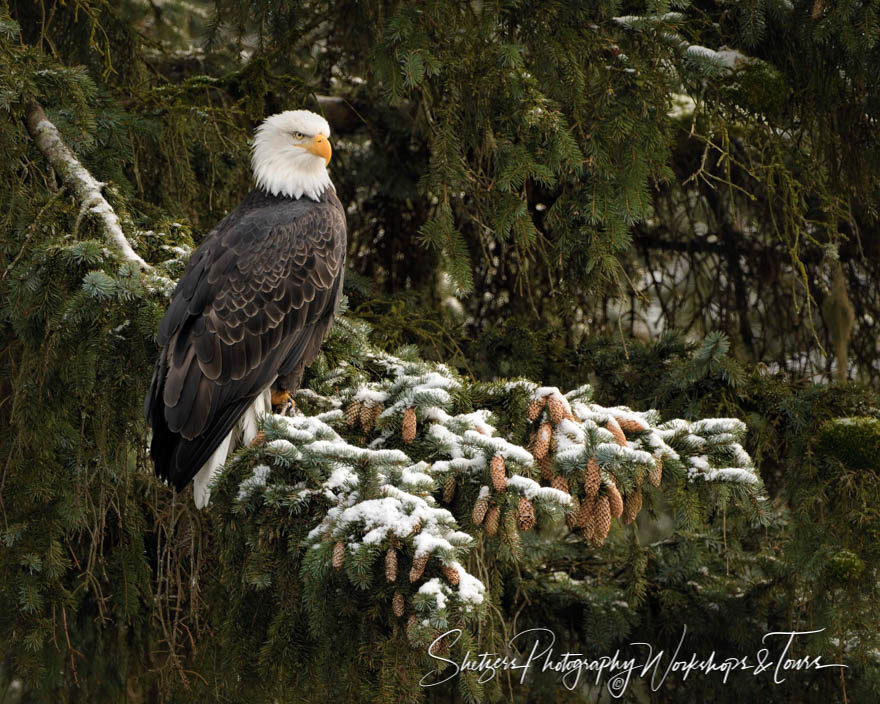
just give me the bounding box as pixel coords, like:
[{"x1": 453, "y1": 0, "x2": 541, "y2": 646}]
[
  {"x1": 24, "y1": 101, "x2": 151, "y2": 270},
  {"x1": 222, "y1": 344, "x2": 763, "y2": 633}
]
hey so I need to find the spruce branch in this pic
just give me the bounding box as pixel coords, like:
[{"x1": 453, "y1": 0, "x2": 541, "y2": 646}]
[
  {"x1": 221, "y1": 334, "x2": 764, "y2": 632},
  {"x1": 23, "y1": 100, "x2": 150, "y2": 270}
]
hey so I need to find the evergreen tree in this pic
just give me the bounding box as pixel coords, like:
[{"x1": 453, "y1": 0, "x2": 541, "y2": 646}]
[{"x1": 1, "y1": 1, "x2": 878, "y2": 702}]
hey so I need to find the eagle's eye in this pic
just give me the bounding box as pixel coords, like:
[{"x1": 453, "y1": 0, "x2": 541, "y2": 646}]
[{"x1": 293, "y1": 131, "x2": 305, "y2": 140}]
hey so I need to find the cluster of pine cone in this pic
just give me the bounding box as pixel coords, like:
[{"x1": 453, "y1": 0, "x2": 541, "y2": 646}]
[
  {"x1": 335, "y1": 390, "x2": 666, "y2": 621},
  {"x1": 345, "y1": 398, "x2": 384, "y2": 433},
  {"x1": 524, "y1": 392, "x2": 662, "y2": 547},
  {"x1": 346, "y1": 399, "x2": 419, "y2": 444},
  {"x1": 332, "y1": 539, "x2": 461, "y2": 623},
  {"x1": 470, "y1": 480, "x2": 536, "y2": 536}
]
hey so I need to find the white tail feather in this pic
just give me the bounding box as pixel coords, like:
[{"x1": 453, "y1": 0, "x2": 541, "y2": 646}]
[{"x1": 192, "y1": 388, "x2": 273, "y2": 509}]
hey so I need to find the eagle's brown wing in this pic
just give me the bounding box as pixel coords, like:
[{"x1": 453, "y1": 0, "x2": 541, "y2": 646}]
[{"x1": 145, "y1": 188, "x2": 346, "y2": 490}]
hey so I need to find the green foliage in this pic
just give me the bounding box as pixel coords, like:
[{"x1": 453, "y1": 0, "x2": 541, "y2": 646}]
[
  {"x1": 193, "y1": 319, "x2": 762, "y2": 701},
  {"x1": 815, "y1": 417, "x2": 880, "y2": 471}
]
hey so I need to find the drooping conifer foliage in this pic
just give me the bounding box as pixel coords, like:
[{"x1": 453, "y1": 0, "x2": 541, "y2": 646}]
[{"x1": 1, "y1": 1, "x2": 878, "y2": 703}]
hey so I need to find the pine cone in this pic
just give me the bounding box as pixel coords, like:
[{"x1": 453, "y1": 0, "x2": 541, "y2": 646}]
[
  {"x1": 516, "y1": 496, "x2": 536, "y2": 531},
  {"x1": 249, "y1": 430, "x2": 266, "y2": 447},
  {"x1": 533, "y1": 422, "x2": 552, "y2": 459},
  {"x1": 402, "y1": 407, "x2": 417, "y2": 443},
  {"x1": 547, "y1": 394, "x2": 565, "y2": 425},
  {"x1": 332, "y1": 540, "x2": 345, "y2": 569},
  {"x1": 359, "y1": 401, "x2": 375, "y2": 432},
  {"x1": 538, "y1": 454, "x2": 553, "y2": 481},
  {"x1": 346, "y1": 401, "x2": 362, "y2": 427},
  {"x1": 649, "y1": 457, "x2": 663, "y2": 487},
  {"x1": 392, "y1": 590, "x2": 405, "y2": 618},
  {"x1": 622, "y1": 488, "x2": 643, "y2": 525},
  {"x1": 490, "y1": 454, "x2": 507, "y2": 492},
  {"x1": 527, "y1": 397, "x2": 546, "y2": 421},
  {"x1": 566, "y1": 496, "x2": 581, "y2": 529},
  {"x1": 606, "y1": 482, "x2": 624, "y2": 519},
  {"x1": 593, "y1": 495, "x2": 612, "y2": 545},
  {"x1": 370, "y1": 403, "x2": 384, "y2": 429},
  {"x1": 442, "y1": 474, "x2": 456, "y2": 503},
  {"x1": 484, "y1": 505, "x2": 500, "y2": 536},
  {"x1": 385, "y1": 547, "x2": 398, "y2": 582},
  {"x1": 442, "y1": 564, "x2": 460, "y2": 586},
  {"x1": 581, "y1": 511, "x2": 595, "y2": 541},
  {"x1": 550, "y1": 474, "x2": 570, "y2": 494},
  {"x1": 472, "y1": 495, "x2": 489, "y2": 525},
  {"x1": 410, "y1": 519, "x2": 422, "y2": 535},
  {"x1": 406, "y1": 614, "x2": 418, "y2": 641},
  {"x1": 409, "y1": 553, "x2": 429, "y2": 582},
  {"x1": 585, "y1": 457, "x2": 601, "y2": 498},
  {"x1": 606, "y1": 418, "x2": 628, "y2": 447},
  {"x1": 615, "y1": 416, "x2": 648, "y2": 434},
  {"x1": 577, "y1": 495, "x2": 594, "y2": 528}
]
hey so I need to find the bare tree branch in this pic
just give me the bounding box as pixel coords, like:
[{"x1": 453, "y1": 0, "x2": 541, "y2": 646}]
[{"x1": 24, "y1": 100, "x2": 151, "y2": 269}]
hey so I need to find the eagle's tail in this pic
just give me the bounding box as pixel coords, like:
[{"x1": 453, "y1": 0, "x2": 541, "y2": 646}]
[
  {"x1": 146, "y1": 348, "x2": 271, "y2": 506},
  {"x1": 190, "y1": 389, "x2": 271, "y2": 508},
  {"x1": 145, "y1": 349, "x2": 178, "y2": 484},
  {"x1": 192, "y1": 432, "x2": 234, "y2": 509}
]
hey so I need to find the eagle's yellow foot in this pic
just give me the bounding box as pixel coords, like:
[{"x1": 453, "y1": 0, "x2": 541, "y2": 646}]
[{"x1": 271, "y1": 389, "x2": 295, "y2": 416}]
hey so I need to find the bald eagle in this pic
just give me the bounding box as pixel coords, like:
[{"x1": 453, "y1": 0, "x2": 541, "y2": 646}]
[{"x1": 145, "y1": 110, "x2": 346, "y2": 508}]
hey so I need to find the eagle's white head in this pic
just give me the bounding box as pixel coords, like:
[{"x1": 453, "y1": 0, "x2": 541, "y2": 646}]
[{"x1": 251, "y1": 110, "x2": 333, "y2": 201}]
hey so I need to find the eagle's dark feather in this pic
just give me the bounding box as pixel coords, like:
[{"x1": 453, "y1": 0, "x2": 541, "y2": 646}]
[{"x1": 145, "y1": 187, "x2": 346, "y2": 490}]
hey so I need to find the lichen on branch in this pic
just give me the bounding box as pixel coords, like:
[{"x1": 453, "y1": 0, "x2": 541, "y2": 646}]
[{"x1": 23, "y1": 100, "x2": 152, "y2": 271}]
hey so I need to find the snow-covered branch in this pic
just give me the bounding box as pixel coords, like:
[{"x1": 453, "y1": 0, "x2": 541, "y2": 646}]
[{"x1": 221, "y1": 345, "x2": 763, "y2": 631}]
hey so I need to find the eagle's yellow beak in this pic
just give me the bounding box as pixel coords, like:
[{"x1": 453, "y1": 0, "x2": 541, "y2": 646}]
[{"x1": 304, "y1": 133, "x2": 332, "y2": 165}]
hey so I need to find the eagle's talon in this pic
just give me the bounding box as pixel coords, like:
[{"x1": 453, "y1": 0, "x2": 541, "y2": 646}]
[{"x1": 271, "y1": 389, "x2": 295, "y2": 415}]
